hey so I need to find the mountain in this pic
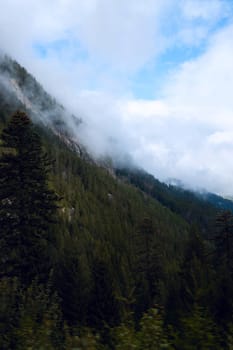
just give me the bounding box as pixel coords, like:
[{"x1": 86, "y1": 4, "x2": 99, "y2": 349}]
[
  {"x1": 197, "y1": 190, "x2": 233, "y2": 211},
  {"x1": 115, "y1": 167, "x2": 233, "y2": 236},
  {"x1": 1, "y1": 52, "x2": 232, "y2": 220},
  {"x1": 1, "y1": 54, "x2": 233, "y2": 348}
]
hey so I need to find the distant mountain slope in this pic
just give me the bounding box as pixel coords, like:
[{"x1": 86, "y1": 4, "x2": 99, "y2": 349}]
[
  {"x1": 115, "y1": 167, "x2": 233, "y2": 234},
  {"x1": 0, "y1": 53, "x2": 190, "y2": 283},
  {"x1": 0, "y1": 53, "x2": 230, "y2": 239},
  {"x1": 196, "y1": 191, "x2": 233, "y2": 211}
]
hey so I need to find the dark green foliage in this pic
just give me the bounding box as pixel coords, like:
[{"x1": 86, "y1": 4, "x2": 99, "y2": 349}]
[
  {"x1": 180, "y1": 227, "x2": 209, "y2": 311},
  {"x1": 133, "y1": 217, "x2": 164, "y2": 316},
  {"x1": 208, "y1": 211, "x2": 233, "y2": 326},
  {"x1": 0, "y1": 277, "x2": 20, "y2": 349},
  {"x1": 88, "y1": 250, "x2": 120, "y2": 329},
  {"x1": 112, "y1": 307, "x2": 171, "y2": 350},
  {"x1": 0, "y1": 111, "x2": 58, "y2": 284},
  {"x1": 54, "y1": 238, "x2": 92, "y2": 326},
  {"x1": 0, "y1": 277, "x2": 62, "y2": 350},
  {"x1": 14, "y1": 280, "x2": 62, "y2": 350},
  {"x1": 171, "y1": 305, "x2": 221, "y2": 350},
  {"x1": 214, "y1": 211, "x2": 233, "y2": 269},
  {"x1": 0, "y1": 106, "x2": 232, "y2": 347}
]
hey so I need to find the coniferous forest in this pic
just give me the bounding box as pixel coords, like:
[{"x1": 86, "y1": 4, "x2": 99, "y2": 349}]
[{"x1": 0, "y1": 59, "x2": 233, "y2": 349}]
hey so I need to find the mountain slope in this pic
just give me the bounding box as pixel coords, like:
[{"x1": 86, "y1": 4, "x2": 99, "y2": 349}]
[
  {"x1": 1, "y1": 54, "x2": 233, "y2": 349},
  {"x1": 115, "y1": 167, "x2": 232, "y2": 235},
  {"x1": 0, "y1": 53, "x2": 190, "y2": 321},
  {"x1": 1, "y1": 53, "x2": 232, "y2": 224},
  {"x1": 0, "y1": 54, "x2": 85, "y2": 154}
]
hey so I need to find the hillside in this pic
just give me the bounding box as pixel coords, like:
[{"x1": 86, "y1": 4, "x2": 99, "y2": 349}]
[
  {"x1": 116, "y1": 167, "x2": 233, "y2": 235},
  {"x1": 0, "y1": 55, "x2": 233, "y2": 349},
  {"x1": 1, "y1": 53, "x2": 232, "y2": 220}
]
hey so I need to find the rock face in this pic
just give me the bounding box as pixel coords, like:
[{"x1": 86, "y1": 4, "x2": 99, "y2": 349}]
[
  {"x1": 9, "y1": 78, "x2": 35, "y2": 112},
  {"x1": 0, "y1": 55, "x2": 117, "y2": 168},
  {"x1": 0, "y1": 54, "x2": 89, "y2": 157}
]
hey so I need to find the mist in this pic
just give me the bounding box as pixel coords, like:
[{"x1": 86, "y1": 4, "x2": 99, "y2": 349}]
[{"x1": 1, "y1": 1, "x2": 233, "y2": 195}]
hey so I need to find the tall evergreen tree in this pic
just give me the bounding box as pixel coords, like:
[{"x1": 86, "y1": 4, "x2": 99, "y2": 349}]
[
  {"x1": 214, "y1": 211, "x2": 233, "y2": 270},
  {"x1": 0, "y1": 111, "x2": 58, "y2": 285},
  {"x1": 180, "y1": 226, "x2": 209, "y2": 311},
  {"x1": 88, "y1": 253, "x2": 120, "y2": 329},
  {"x1": 134, "y1": 217, "x2": 163, "y2": 317},
  {"x1": 210, "y1": 211, "x2": 233, "y2": 325}
]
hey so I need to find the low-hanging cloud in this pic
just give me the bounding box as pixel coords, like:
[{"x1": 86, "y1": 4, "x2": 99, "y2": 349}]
[{"x1": 1, "y1": 0, "x2": 233, "y2": 195}]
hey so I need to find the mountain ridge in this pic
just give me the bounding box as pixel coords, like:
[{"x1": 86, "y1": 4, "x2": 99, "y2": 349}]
[
  {"x1": 0, "y1": 53, "x2": 232, "y2": 225},
  {"x1": 1, "y1": 52, "x2": 233, "y2": 349}
]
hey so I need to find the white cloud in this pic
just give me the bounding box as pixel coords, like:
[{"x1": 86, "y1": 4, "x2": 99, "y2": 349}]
[
  {"x1": 0, "y1": 0, "x2": 169, "y2": 72},
  {"x1": 163, "y1": 23, "x2": 233, "y2": 128},
  {"x1": 123, "y1": 100, "x2": 171, "y2": 120},
  {"x1": 181, "y1": 0, "x2": 230, "y2": 21},
  {"x1": 207, "y1": 131, "x2": 233, "y2": 146}
]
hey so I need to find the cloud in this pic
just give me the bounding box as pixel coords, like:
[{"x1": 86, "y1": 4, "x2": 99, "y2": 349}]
[
  {"x1": 0, "y1": 0, "x2": 233, "y2": 195},
  {"x1": 128, "y1": 23, "x2": 233, "y2": 194},
  {"x1": 207, "y1": 131, "x2": 233, "y2": 146},
  {"x1": 163, "y1": 23, "x2": 233, "y2": 125},
  {"x1": 181, "y1": 0, "x2": 230, "y2": 21},
  {"x1": 0, "y1": 0, "x2": 166, "y2": 72}
]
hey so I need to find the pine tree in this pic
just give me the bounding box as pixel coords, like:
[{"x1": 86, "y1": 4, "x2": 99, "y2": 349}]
[
  {"x1": 88, "y1": 254, "x2": 120, "y2": 329},
  {"x1": 172, "y1": 304, "x2": 220, "y2": 350},
  {"x1": 180, "y1": 226, "x2": 209, "y2": 311},
  {"x1": 134, "y1": 217, "x2": 162, "y2": 316},
  {"x1": 0, "y1": 111, "x2": 58, "y2": 285},
  {"x1": 214, "y1": 211, "x2": 233, "y2": 270},
  {"x1": 210, "y1": 212, "x2": 233, "y2": 324}
]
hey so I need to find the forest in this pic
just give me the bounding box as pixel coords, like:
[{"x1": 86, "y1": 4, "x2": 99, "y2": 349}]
[{"x1": 0, "y1": 57, "x2": 233, "y2": 349}]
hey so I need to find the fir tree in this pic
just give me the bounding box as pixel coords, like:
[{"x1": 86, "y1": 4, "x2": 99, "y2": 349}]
[
  {"x1": 134, "y1": 217, "x2": 163, "y2": 316},
  {"x1": 0, "y1": 111, "x2": 58, "y2": 285},
  {"x1": 214, "y1": 211, "x2": 233, "y2": 270}
]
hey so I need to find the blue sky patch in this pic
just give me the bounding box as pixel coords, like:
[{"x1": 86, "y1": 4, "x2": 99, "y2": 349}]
[{"x1": 33, "y1": 38, "x2": 89, "y2": 64}]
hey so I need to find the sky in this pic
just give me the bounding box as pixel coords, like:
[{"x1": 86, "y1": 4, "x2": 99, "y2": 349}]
[{"x1": 1, "y1": 0, "x2": 233, "y2": 195}]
